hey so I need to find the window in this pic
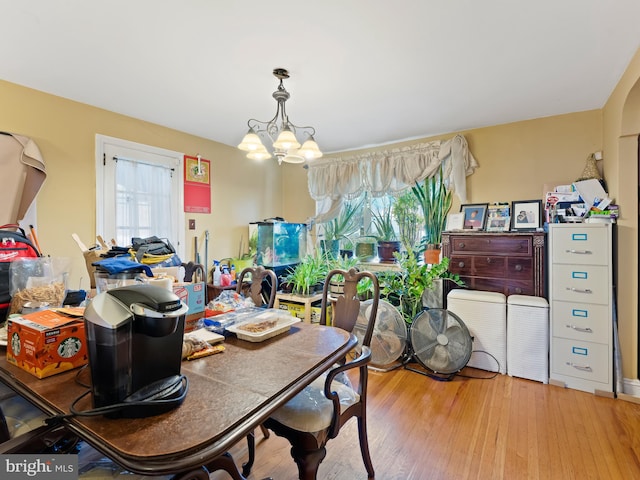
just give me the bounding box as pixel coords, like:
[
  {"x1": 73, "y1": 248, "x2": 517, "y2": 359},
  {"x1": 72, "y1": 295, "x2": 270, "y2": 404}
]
[{"x1": 95, "y1": 135, "x2": 185, "y2": 258}]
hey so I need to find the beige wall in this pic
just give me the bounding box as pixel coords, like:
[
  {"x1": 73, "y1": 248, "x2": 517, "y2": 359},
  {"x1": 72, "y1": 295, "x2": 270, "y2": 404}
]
[
  {"x1": 0, "y1": 79, "x2": 284, "y2": 290},
  {"x1": 603, "y1": 47, "x2": 640, "y2": 381}
]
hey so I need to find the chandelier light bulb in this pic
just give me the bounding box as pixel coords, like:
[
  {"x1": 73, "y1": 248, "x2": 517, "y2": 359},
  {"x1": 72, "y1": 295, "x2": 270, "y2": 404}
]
[
  {"x1": 273, "y1": 127, "x2": 300, "y2": 151},
  {"x1": 237, "y1": 129, "x2": 264, "y2": 151},
  {"x1": 298, "y1": 136, "x2": 323, "y2": 160},
  {"x1": 247, "y1": 147, "x2": 271, "y2": 161}
]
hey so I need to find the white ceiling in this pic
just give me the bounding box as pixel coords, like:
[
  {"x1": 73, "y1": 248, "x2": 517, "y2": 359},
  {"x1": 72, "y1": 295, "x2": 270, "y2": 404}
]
[{"x1": 1, "y1": 0, "x2": 639, "y2": 154}]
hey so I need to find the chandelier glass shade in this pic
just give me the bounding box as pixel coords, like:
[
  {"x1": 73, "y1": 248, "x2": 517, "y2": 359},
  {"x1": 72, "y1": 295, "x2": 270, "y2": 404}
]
[{"x1": 238, "y1": 68, "x2": 323, "y2": 165}]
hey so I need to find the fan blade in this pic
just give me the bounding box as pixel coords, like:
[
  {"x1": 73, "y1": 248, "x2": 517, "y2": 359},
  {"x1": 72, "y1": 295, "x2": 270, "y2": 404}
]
[
  {"x1": 413, "y1": 338, "x2": 439, "y2": 357},
  {"x1": 423, "y1": 344, "x2": 452, "y2": 372}
]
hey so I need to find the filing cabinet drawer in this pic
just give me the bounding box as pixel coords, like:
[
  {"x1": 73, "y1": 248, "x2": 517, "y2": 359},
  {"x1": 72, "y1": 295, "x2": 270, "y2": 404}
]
[
  {"x1": 551, "y1": 226, "x2": 608, "y2": 265},
  {"x1": 551, "y1": 264, "x2": 609, "y2": 305},
  {"x1": 552, "y1": 337, "x2": 609, "y2": 384},
  {"x1": 551, "y1": 301, "x2": 610, "y2": 343}
]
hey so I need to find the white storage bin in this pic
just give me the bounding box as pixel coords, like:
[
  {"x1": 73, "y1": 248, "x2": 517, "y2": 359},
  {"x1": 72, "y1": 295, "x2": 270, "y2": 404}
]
[
  {"x1": 507, "y1": 295, "x2": 550, "y2": 383},
  {"x1": 447, "y1": 289, "x2": 507, "y2": 374}
]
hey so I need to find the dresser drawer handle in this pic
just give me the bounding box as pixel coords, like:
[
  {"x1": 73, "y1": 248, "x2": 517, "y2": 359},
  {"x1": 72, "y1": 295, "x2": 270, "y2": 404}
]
[
  {"x1": 514, "y1": 288, "x2": 522, "y2": 294},
  {"x1": 566, "y1": 324, "x2": 593, "y2": 333},
  {"x1": 458, "y1": 242, "x2": 465, "y2": 249},
  {"x1": 514, "y1": 264, "x2": 523, "y2": 272},
  {"x1": 566, "y1": 287, "x2": 592, "y2": 294},
  {"x1": 458, "y1": 261, "x2": 465, "y2": 268},
  {"x1": 565, "y1": 249, "x2": 592, "y2": 255},
  {"x1": 566, "y1": 362, "x2": 592, "y2": 372},
  {"x1": 486, "y1": 257, "x2": 492, "y2": 264}
]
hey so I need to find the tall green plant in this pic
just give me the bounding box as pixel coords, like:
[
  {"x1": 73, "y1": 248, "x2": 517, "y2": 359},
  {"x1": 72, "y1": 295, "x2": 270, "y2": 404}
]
[
  {"x1": 282, "y1": 250, "x2": 330, "y2": 296},
  {"x1": 321, "y1": 199, "x2": 363, "y2": 256},
  {"x1": 412, "y1": 164, "x2": 452, "y2": 247},
  {"x1": 371, "y1": 202, "x2": 397, "y2": 242},
  {"x1": 392, "y1": 190, "x2": 423, "y2": 251}
]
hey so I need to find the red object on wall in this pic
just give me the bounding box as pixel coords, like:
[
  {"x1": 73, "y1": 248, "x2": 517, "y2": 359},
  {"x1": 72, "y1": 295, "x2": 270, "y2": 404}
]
[{"x1": 184, "y1": 155, "x2": 211, "y2": 213}]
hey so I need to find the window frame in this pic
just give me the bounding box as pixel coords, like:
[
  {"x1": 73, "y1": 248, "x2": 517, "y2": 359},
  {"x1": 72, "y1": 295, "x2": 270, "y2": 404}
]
[{"x1": 95, "y1": 134, "x2": 185, "y2": 259}]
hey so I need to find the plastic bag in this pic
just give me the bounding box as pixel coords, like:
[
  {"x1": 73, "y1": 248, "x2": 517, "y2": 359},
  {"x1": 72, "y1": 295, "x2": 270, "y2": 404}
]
[
  {"x1": 9, "y1": 257, "x2": 71, "y2": 314},
  {"x1": 206, "y1": 290, "x2": 255, "y2": 315}
]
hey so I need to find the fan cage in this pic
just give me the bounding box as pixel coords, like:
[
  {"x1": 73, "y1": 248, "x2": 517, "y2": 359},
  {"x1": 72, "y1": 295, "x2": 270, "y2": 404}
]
[{"x1": 409, "y1": 308, "x2": 473, "y2": 376}]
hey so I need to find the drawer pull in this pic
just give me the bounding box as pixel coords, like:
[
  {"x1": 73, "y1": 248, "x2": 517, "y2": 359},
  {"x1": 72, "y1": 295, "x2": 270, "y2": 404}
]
[
  {"x1": 566, "y1": 324, "x2": 593, "y2": 333},
  {"x1": 566, "y1": 362, "x2": 592, "y2": 372},
  {"x1": 566, "y1": 287, "x2": 592, "y2": 294},
  {"x1": 486, "y1": 257, "x2": 492, "y2": 264},
  {"x1": 514, "y1": 264, "x2": 523, "y2": 272},
  {"x1": 458, "y1": 242, "x2": 465, "y2": 249},
  {"x1": 565, "y1": 249, "x2": 592, "y2": 255},
  {"x1": 514, "y1": 288, "x2": 522, "y2": 294},
  {"x1": 458, "y1": 261, "x2": 465, "y2": 268}
]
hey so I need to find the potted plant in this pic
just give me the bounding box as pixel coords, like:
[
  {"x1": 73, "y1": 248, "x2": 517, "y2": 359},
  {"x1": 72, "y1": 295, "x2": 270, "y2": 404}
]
[
  {"x1": 281, "y1": 250, "x2": 329, "y2": 296},
  {"x1": 412, "y1": 164, "x2": 452, "y2": 264},
  {"x1": 392, "y1": 190, "x2": 423, "y2": 253},
  {"x1": 319, "y1": 199, "x2": 363, "y2": 259},
  {"x1": 378, "y1": 249, "x2": 464, "y2": 324},
  {"x1": 370, "y1": 202, "x2": 400, "y2": 263}
]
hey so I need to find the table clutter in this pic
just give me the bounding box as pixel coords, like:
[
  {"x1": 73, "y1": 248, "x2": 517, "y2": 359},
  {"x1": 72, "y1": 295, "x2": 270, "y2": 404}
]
[{"x1": 545, "y1": 178, "x2": 617, "y2": 224}]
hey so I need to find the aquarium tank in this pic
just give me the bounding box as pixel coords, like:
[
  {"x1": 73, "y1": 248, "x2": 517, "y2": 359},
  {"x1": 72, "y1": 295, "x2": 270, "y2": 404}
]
[{"x1": 255, "y1": 222, "x2": 307, "y2": 267}]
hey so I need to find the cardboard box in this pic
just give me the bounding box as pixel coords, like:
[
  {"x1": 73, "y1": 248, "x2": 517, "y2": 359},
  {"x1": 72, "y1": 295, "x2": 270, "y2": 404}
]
[
  {"x1": 6, "y1": 309, "x2": 88, "y2": 378},
  {"x1": 173, "y1": 282, "x2": 205, "y2": 315},
  {"x1": 278, "y1": 300, "x2": 329, "y2": 324},
  {"x1": 184, "y1": 311, "x2": 205, "y2": 333}
]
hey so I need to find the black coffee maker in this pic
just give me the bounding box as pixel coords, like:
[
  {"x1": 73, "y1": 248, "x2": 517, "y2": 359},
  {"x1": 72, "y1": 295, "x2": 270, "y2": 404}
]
[{"x1": 84, "y1": 284, "x2": 189, "y2": 418}]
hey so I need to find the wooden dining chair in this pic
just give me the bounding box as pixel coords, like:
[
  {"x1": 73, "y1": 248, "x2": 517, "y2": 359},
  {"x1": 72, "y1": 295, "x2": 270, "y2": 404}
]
[
  {"x1": 256, "y1": 267, "x2": 380, "y2": 480},
  {"x1": 235, "y1": 266, "x2": 277, "y2": 308},
  {"x1": 237, "y1": 265, "x2": 278, "y2": 476}
]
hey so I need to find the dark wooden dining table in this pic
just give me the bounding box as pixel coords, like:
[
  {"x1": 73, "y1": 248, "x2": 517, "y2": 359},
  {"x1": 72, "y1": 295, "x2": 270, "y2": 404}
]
[{"x1": 0, "y1": 320, "x2": 356, "y2": 478}]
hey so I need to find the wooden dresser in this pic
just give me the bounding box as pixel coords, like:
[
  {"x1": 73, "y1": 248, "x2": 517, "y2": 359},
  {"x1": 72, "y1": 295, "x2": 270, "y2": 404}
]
[{"x1": 441, "y1": 231, "x2": 546, "y2": 300}]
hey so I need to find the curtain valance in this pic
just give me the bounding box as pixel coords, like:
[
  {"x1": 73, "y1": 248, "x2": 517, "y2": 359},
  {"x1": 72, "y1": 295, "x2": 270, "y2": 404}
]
[{"x1": 307, "y1": 134, "x2": 478, "y2": 204}]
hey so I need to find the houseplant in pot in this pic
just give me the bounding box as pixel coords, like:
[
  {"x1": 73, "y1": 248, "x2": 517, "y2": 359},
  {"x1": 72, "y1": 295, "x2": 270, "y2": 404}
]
[
  {"x1": 378, "y1": 250, "x2": 464, "y2": 324},
  {"x1": 319, "y1": 199, "x2": 363, "y2": 259},
  {"x1": 281, "y1": 250, "x2": 329, "y2": 296},
  {"x1": 412, "y1": 164, "x2": 452, "y2": 264},
  {"x1": 371, "y1": 202, "x2": 400, "y2": 263}
]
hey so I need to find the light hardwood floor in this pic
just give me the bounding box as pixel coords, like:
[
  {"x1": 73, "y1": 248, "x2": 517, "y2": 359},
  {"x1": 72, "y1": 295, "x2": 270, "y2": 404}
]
[{"x1": 211, "y1": 365, "x2": 640, "y2": 480}]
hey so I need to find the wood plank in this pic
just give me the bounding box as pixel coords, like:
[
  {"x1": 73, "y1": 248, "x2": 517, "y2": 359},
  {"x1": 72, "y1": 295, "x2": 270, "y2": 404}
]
[{"x1": 204, "y1": 365, "x2": 640, "y2": 480}]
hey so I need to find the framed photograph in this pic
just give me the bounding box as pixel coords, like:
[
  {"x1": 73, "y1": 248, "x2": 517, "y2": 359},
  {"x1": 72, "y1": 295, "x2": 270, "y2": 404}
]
[
  {"x1": 445, "y1": 212, "x2": 465, "y2": 231},
  {"x1": 486, "y1": 215, "x2": 511, "y2": 232},
  {"x1": 486, "y1": 203, "x2": 511, "y2": 232},
  {"x1": 511, "y1": 199, "x2": 543, "y2": 231},
  {"x1": 460, "y1": 203, "x2": 488, "y2": 230}
]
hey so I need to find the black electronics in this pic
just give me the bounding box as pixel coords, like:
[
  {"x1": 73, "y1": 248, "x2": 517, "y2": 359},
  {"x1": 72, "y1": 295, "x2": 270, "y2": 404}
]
[{"x1": 83, "y1": 284, "x2": 189, "y2": 418}]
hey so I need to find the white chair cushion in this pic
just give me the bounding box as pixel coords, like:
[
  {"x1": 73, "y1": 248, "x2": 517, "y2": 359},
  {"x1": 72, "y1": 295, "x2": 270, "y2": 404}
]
[{"x1": 270, "y1": 375, "x2": 360, "y2": 433}]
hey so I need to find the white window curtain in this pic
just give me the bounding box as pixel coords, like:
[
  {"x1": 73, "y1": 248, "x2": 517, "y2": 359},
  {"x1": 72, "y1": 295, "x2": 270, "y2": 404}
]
[
  {"x1": 307, "y1": 134, "x2": 478, "y2": 224},
  {"x1": 114, "y1": 157, "x2": 174, "y2": 247}
]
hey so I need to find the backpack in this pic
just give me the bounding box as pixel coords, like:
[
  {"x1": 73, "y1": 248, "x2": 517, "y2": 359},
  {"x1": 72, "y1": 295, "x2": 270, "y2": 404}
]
[{"x1": 0, "y1": 224, "x2": 41, "y2": 321}]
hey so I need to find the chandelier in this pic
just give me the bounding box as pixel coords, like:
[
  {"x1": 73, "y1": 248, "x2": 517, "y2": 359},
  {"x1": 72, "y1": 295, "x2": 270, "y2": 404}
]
[{"x1": 238, "y1": 68, "x2": 323, "y2": 165}]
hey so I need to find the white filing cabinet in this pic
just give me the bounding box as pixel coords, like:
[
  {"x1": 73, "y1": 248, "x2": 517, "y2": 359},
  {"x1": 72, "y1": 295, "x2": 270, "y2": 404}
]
[{"x1": 548, "y1": 223, "x2": 614, "y2": 396}]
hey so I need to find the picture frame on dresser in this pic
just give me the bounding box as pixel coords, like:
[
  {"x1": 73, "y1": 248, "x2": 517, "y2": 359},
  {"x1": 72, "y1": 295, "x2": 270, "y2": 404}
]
[
  {"x1": 486, "y1": 203, "x2": 511, "y2": 232},
  {"x1": 460, "y1": 203, "x2": 488, "y2": 230},
  {"x1": 511, "y1": 199, "x2": 542, "y2": 231},
  {"x1": 445, "y1": 212, "x2": 465, "y2": 231}
]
